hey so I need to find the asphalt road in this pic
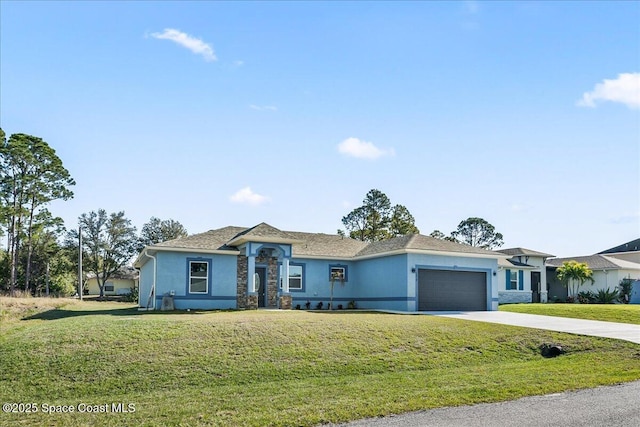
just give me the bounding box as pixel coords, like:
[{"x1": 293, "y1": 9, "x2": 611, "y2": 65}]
[{"x1": 335, "y1": 380, "x2": 640, "y2": 427}]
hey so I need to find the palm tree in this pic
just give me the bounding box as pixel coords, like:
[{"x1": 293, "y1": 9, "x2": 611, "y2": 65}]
[{"x1": 556, "y1": 261, "x2": 594, "y2": 301}]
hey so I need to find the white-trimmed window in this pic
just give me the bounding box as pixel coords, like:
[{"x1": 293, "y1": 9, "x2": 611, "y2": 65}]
[
  {"x1": 189, "y1": 261, "x2": 208, "y2": 293},
  {"x1": 330, "y1": 266, "x2": 346, "y2": 281},
  {"x1": 280, "y1": 264, "x2": 303, "y2": 290},
  {"x1": 509, "y1": 271, "x2": 518, "y2": 290},
  {"x1": 104, "y1": 282, "x2": 114, "y2": 292}
]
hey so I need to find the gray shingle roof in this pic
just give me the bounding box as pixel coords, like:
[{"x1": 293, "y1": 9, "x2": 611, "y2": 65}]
[
  {"x1": 547, "y1": 255, "x2": 624, "y2": 270},
  {"x1": 355, "y1": 234, "x2": 503, "y2": 257},
  {"x1": 288, "y1": 232, "x2": 368, "y2": 258},
  {"x1": 498, "y1": 247, "x2": 554, "y2": 258},
  {"x1": 598, "y1": 238, "x2": 640, "y2": 254},
  {"x1": 230, "y1": 222, "x2": 299, "y2": 243},
  {"x1": 149, "y1": 225, "x2": 503, "y2": 259},
  {"x1": 152, "y1": 226, "x2": 246, "y2": 251}
]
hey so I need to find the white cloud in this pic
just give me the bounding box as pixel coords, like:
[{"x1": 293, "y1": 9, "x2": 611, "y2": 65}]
[
  {"x1": 249, "y1": 104, "x2": 278, "y2": 111},
  {"x1": 577, "y1": 73, "x2": 640, "y2": 109},
  {"x1": 337, "y1": 137, "x2": 395, "y2": 160},
  {"x1": 150, "y1": 28, "x2": 217, "y2": 62},
  {"x1": 230, "y1": 187, "x2": 269, "y2": 206}
]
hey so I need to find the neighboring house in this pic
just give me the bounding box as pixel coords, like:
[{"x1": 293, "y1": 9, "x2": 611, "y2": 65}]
[
  {"x1": 496, "y1": 248, "x2": 554, "y2": 304},
  {"x1": 134, "y1": 223, "x2": 508, "y2": 312},
  {"x1": 598, "y1": 238, "x2": 640, "y2": 264},
  {"x1": 86, "y1": 266, "x2": 139, "y2": 296},
  {"x1": 546, "y1": 238, "x2": 640, "y2": 301}
]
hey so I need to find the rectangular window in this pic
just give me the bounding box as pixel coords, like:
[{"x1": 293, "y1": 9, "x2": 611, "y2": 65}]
[
  {"x1": 280, "y1": 264, "x2": 303, "y2": 290},
  {"x1": 509, "y1": 271, "x2": 518, "y2": 290},
  {"x1": 329, "y1": 266, "x2": 347, "y2": 282},
  {"x1": 104, "y1": 283, "x2": 114, "y2": 292},
  {"x1": 189, "y1": 261, "x2": 208, "y2": 294}
]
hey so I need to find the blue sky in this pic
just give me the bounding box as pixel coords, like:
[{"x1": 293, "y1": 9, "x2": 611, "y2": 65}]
[{"x1": 1, "y1": 1, "x2": 639, "y2": 257}]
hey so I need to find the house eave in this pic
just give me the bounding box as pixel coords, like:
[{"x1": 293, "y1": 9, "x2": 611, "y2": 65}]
[
  {"x1": 352, "y1": 248, "x2": 508, "y2": 261},
  {"x1": 227, "y1": 236, "x2": 302, "y2": 246},
  {"x1": 134, "y1": 246, "x2": 240, "y2": 268},
  {"x1": 292, "y1": 254, "x2": 357, "y2": 261}
]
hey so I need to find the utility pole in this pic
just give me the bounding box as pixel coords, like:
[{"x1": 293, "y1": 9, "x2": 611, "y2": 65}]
[
  {"x1": 45, "y1": 262, "x2": 50, "y2": 296},
  {"x1": 78, "y1": 226, "x2": 83, "y2": 300}
]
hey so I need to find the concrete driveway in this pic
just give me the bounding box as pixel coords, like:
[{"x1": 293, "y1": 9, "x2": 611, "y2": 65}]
[{"x1": 424, "y1": 311, "x2": 640, "y2": 344}]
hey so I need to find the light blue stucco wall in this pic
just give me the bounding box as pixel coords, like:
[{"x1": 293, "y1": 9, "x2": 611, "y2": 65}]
[
  {"x1": 349, "y1": 255, "x2": 411, "y2": 311},
  {"x1": 145, "y1": 251, "x2": 238, "y2": 310},
  {"x1": 287, "y1": 258, "x2": 356, "y2": 309},
  {"x1": 138, "y1": 257, "x2": 155, "y2": 308},
  {"x1": 286, "y1": 256, "x2": 411, "y2": 311},
  {"x1": 138, "y1": 248, "x2": 500, "y2": 312},
  {"x1": 407, "y1": 253, "x2": 499, "y2": 311}
]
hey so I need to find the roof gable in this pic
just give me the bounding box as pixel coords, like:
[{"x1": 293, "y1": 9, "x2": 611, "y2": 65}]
[{"x1": 227, "y1": 222, "x2": 300, "y2": 246}]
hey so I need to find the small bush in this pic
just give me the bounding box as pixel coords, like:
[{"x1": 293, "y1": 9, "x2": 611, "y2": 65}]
[
  {"x1": 316, "y1": 301, "x2": 323, "y2": 310},
  {"x1": 595, "y1": 288, "x2": 619, "y2": 304},
  {"x1": 577, "y1": 291, "x2": 596, "y2": 304},
  {"x1": 122, "y1": 287, "x2": 139, "y2": 303},
  {"x1": 347, "y1": 300, "x2": 357, "y2": 309}
]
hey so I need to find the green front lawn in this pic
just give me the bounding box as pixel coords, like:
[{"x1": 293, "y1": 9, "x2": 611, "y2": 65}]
[
  {"x1": 1, "y1": 299, "x2": 639, "y2": 427},
  {"x1": 500, "y1": 303, "x2": 640, "y2": 325}
]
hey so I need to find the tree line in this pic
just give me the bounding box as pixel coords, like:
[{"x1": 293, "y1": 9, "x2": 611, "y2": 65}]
[
  {"x1": 341, "y1": 189, "x2": 504, "y2": 249},
  {"x1": 0, "y1": 128, "x2": 188, "y2": 297},
  {"x1": 1, "y1": 130, "x2": 505, "y2": 299}
]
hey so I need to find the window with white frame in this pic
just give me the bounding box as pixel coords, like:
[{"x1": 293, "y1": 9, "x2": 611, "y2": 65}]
[
  {"x1": 509, "y1": 270, "x2": 518, "y2": 290},
  {"x1": 329, "y1": 266, "x2": 347, "y2": 282},
  {"x1": 280, "y1": 264, "x2": 303, "y2": 290},
  {"x1": 104, "y1": 282, "x2": 114, "y2": 292},
  {"x1": 189, "y1": 261, "x2": 208, "y2": 293}
]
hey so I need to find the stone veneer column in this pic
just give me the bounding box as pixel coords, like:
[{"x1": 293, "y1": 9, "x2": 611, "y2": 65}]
[
  {"x1": 279, "y1": 294, "x2": 292, "y2": 310},
  {"x1": 267, "y1": 256, "x2": 278, "y2": 308},
  {"x1": 237, "y1": 255, "x2": 248, "y2": 309}
]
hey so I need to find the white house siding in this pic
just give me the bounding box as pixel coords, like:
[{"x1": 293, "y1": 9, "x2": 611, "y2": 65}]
[
  {"x1": 87, "y1": 277, "x2": 137, "y2": 296},
  {"x1": 497, "y1": 255, "x2": 548, "y2": 304},
  {"x1": 580, "y1": 269, "x2": 640, "y2": 294}
]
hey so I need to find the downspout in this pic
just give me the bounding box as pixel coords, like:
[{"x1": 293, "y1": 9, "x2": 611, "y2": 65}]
[{"x1": 142, "y1": 249, "x2": 157, "y2": 311}]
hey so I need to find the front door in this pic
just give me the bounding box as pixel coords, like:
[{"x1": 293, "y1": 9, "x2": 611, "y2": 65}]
[
  {"x1": 531, "y1": 272, "x2": 541, "y2": 303},
  {"x1": 256, "y1": 267, "x2": 267, "y2": 308}
]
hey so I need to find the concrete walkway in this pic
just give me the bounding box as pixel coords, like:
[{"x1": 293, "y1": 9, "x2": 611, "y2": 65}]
[{"x1": 424, "y1": 311, "x2": 640, "y2": 344}]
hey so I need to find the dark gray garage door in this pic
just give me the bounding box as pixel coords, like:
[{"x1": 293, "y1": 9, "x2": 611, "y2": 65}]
[{"x1": 418, "y1": 269, "x2": 487, "y2": 311}]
